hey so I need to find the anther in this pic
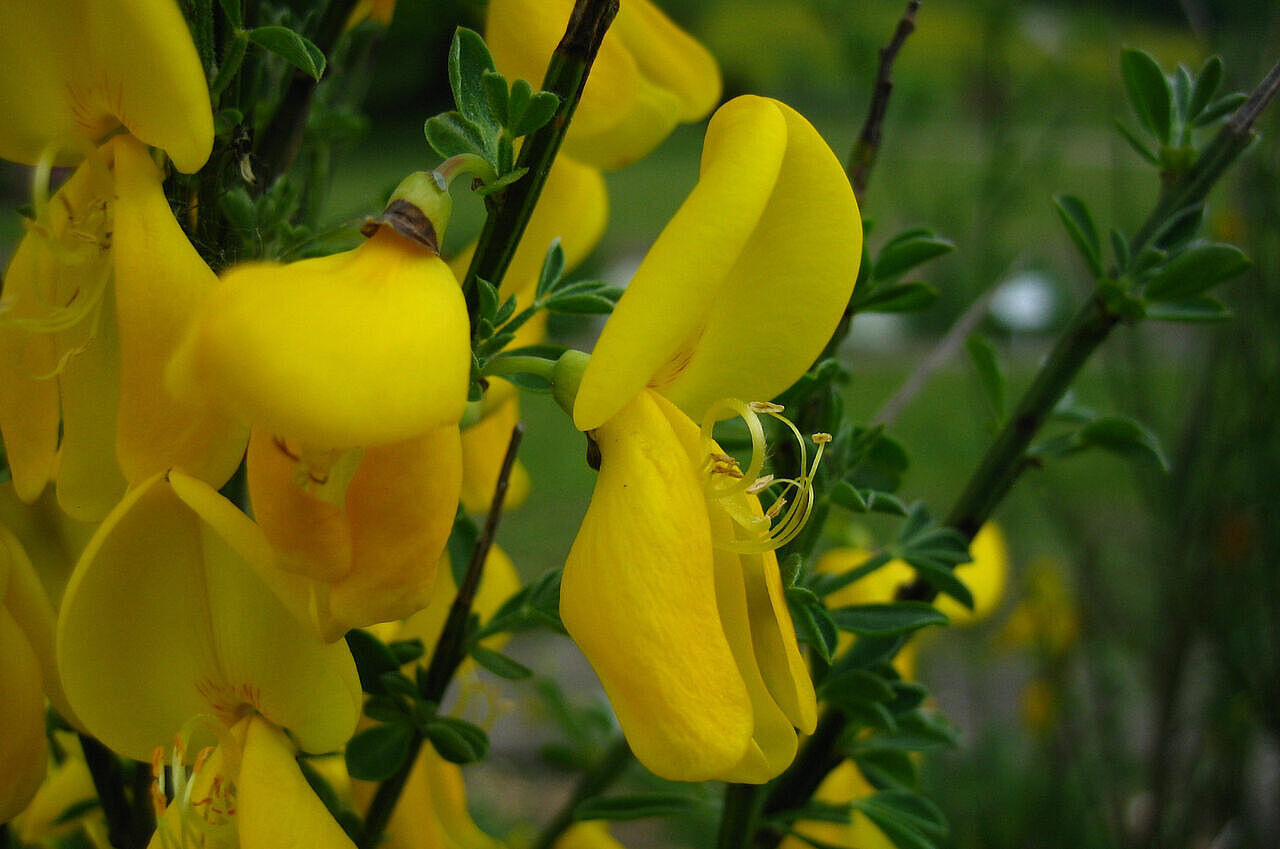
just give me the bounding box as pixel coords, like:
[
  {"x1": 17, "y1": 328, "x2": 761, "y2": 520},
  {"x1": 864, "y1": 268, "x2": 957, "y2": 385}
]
[
  {"x1": 747, "y1": 475, "x2": 775, "y2": 494},
  {"x1": 812, "y1": 432, "x2": 832, "y2": 444},
  {"x1": 749, "y1": 401, "x2": 785, "y2": 413}
]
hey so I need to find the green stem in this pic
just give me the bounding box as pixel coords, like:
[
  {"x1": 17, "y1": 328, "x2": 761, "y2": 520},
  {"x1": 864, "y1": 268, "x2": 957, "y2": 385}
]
[
  {"x1": 529, "y1": 736, "x2": 633, "y2": 849},
  {"x1": 462, "y1": 0, "x2": 619, "y2": 329},
  {"x1": 717, "y1": 783, "x2": 767, "y2": 849},
  {"x1": 754, "y1": 57, "x2": 1280, "y2": 848},
  {"x1": 482, "y1": 354, "x2": 559, "y2": 381},
  {"x1": 356, "y1": 424, "x2": 525, "y2": 849}
]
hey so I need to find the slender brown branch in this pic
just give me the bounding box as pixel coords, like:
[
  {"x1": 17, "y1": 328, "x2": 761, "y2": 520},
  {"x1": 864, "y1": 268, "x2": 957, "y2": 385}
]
[{"x1": 847, "y1": 0, "x2": 920, "y2": 200}]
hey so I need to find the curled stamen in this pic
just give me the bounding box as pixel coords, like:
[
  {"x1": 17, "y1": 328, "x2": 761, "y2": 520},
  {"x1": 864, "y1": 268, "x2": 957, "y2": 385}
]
[{"x1": 700, "y1": 398, "x2": 830, "y2": 554}]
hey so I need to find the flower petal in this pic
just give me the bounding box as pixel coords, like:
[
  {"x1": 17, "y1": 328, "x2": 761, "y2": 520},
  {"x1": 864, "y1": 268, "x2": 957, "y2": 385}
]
[
  {"x1": 0, "y1": 0, "x2": 213, "y2": 171},
  {"x1": 0, "y1": 608, "x2": 46, "y2": 824},
  {"x1": 112, "y1": 135, "x2": 248, "y2": 488},
  {"x1": 169, "y1": 227, "x2": 471, "y2": 448},
  {"x1": 238, "y1": 717, "x2": 356, "y2": 849},
  {"x1": 574, "y1": 98, "x2": 788, "y2": 431},
  {"x1": 460, "y1": 381, "x2": 531, "y2": 513},
  {"x1": 562, "y1": 390, "x2": 752, "y2": 780}
]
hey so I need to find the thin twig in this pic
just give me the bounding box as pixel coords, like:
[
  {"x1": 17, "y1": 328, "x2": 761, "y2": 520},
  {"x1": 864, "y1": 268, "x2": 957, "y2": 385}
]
[
  {"x1": 847, "y1": 0, "x2": 920, "y2": 199},
  {"x1": 357, "y1": 423, "x2": 524, "y2": 849},
  {"x1": 462, "y1": 0, "x2": 619, "y2": 330}
]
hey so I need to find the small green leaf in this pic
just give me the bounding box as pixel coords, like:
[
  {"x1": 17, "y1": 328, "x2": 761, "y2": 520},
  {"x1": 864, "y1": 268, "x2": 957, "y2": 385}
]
[
  {"x1": 1193, "y1": 92, "x2": 1247, "y2": 127},
  {"x1": 1110, "y1": 229, "x2": 1131, "y2": 272},
  {"x1": 830, "y1": 602, "x2": 949, "y2": 637},
  {"x1": 449, "y1": 28, "x2": 499, "y2": 129},
  {"x1": 872, "y1": 237, "x2": 955, "y2": 283},
  {"x1": 535, "y1": 238, "x2": 566, "y2": 299},
  {"x1": 424, "y1": 112, "x2": 492, "y2": 163},
  {"x1": 544, "y1": 284, "x2": 623, "y2": 315},
  {"x1": 345, "y1": 722, "x2": 414, "y2": 781},
  {"x1": 218, "y1": 0, "x2": 243, "y2": 28},
  {"x1": 210, "y1": 31, "x2": 248, "y2": 100},
  {"x1": 1122, "y1": 47, "x2": 1172, "y2": 143},
  {"x1": 363, "y1": 695, "x2": 408, "y2": 724},
  {"x1": 1114, "y1": 120, "x2": 1161, "y2": 165},
  {"x1": 1144, "y1": 296, "x2": 1231, "y2": 323},
  {"x1": 474, "y1": 167, "x2": 529, "y2": 197},
  {"x1": 424, "y1": 717, "x2": 489, "y2": 764},
  {"x1": 345, "y1": 629, "x2": 402, "y2": 695},
  {"x1": 1150, "y1": 204, "x2": 1204, "y2": 251},
  {"x1": 573, "y1": 793, "x2": 700, "y2": 822},
  {"x1": 829, "y1": 480, "x2": 869, "y2": 513},
  {"x1": 247, "y1": 26, "x2": 325, "y2": 80},
  {"x1": 1188, "y1": 55, "x2": 1223, "y2": 120},
  {"x1": 855, "y1": 748, "x2": 919, "y2": 789},
  {"x1": 1053, "y1": 194, "x2": 1102, "y2": 277},
  {"x1": 507, "y1": 78, "x2": 533, "y2": 129},
  {"x1": 859, "y1": 790, "x2": 948, "y2": 838},
  {"x1": 1078, "y1": 416, "x2": 1169, "y2": 470},
  {"x1": 1144, "y1": 242, "x2": 1250, "y2": 301},
  {"x1": 965, "y1": 334, "x2": 1004, "y2": 423},
  {"x1": 901, "y1": 557, "x2": 974, "y2": 611},
  {"x1": 856, "y1": 710, "x2": 959, "y2": 752},
  {"x1": 854, "y1": 281, "x2": 939, "y2": 314},
  {"x1": 477, "y1": 277, "x2": 500, "y2": 323},
  {"x1": 819, "y1": 669, "x2": 896, "y2": 705},
  {"x1": 469, "y1": 645, "x2": 533, "y2": 680},
  {"x1": 789, "y1": 595, "x2": 838, "y2": 664},
  {"x1": 1172, "y1": 64, "x2": 1193, "y2": 127},
  {"x1": 512, "y1": 90, "x2": 561, "y2": 137}
]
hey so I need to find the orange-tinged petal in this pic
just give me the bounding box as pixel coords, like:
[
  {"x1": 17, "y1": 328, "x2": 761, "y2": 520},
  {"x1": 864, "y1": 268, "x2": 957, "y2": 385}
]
[
  {"x1": 112, "y1": 135, "x2": 248, "y2": 488},
  {"x1": 169, "y1": 227, "x2": 471, "y2": 448},
  {"x1": 0, "y1": 0, "x2": 213, "y2": 171},
  {"x1": 237, "y1": 717, "x2": 357, "y2": 849},
  {"x1": 326, "y1": 427, "x2": 463, "y2": 634},
  {"x1": 574, "y1": 99, "x2": 788, "y2": 431},
  {"x1": 562, "y1": 390, "x2": 752, "y2": 781}
]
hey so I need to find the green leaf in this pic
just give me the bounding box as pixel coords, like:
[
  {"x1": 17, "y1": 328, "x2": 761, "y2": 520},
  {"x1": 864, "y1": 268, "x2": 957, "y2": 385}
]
[
  {"x1": 1144, "y1": 296, "x2": 1231, "y2": 323},
  {"x1": 901, "y1": 557, "x2": 974, "y2": 611},
  {"x1": 1188, "y1": 55, "x2": 1223, "y2": 120},
  {"x1": 481, "y1": 71, "x2": 509, "y2": 126},
  {"x1": 544, "y1": 285, "x2": 624, "y2": 315},
  {"x1": 1172, "y1": 64, "x2": 1193, "y2": 127},
  {"x1": 832, "y1": 634, "x2": 904, "y2": 671},
  {"x1": 1078, "y1": 416, "x2": 1169, "y2": 470},
  {"x1": 1053, "y1": 194, "x2": 1102, "y2": 276},
  {"x1": 855, "y1": 281, "x2": 939, "y2": 314},
  {"x1": 1122, "y1": 47, "x2": 1172, "y2": 143},
  {"x1": 247, "y1": 26, "x2": 325, "y2": 80},
  {"x1": 535, "y1": 238, "x2": 566, "y2": 299},
  {"x1": 888, "y1": 680, "x2": 930, "y2": 713},
  {"x1": 469, "y1": 645, "x2": 533, "y2": 680},
  {"x1": 378, "y1": 670, "x2": 419, "y2": 699},
  {"x1": 872, "y1": 236, "x2": 955, "y2": 283},
  {"x1": 1150, "y1": 204, "x2": 1204, "y2": 252},
  {"x1": 507, "y1": 78, "x2": 532, "y2": 130},
  {"x1": 1144, "y1": 242, "x2": 1250, "y2": 301},
  {"x1": 477, "y1": 276, "x2": 499, "y2": 323},
  {"x1": 446, "y1": 512, "x2": 479, "y2": 587},
  {"x1": 965, "y1": 334, "x2": 1004, "y2": 422},
  {"x1": 820, "y1": 669, "x2": 896, "y2": 705},
  {"x1": 424, "y1": 717, "x2": 489, "y2": 764},
  {"x1": 855, "y1": 748, "x2": 919, "y2": 789},
  {"x1": 209, "y1": 31, "x2": 248, "y2": 100},
  {"x1": 1193, "y1": 92, "x2": 1247, "y2": 127},
  {"x1": 1110, "y1": 229, "x2": 1131, "y2": 272},
  {"x1": 448, "y1": 28, "x2": 499, "y2": 130},
  {"x1": 830, "y1": 602, "x2": 949, "y2": 637},
  {"x1": 1114, "y1": 120, "x2": 1161, "y2": 165},
  {"x1": 424, "y1": 112, "x2": 491, "y2": 162},
  {"x1": 345, "y1": 629, "x2": 402, "y2": 695},
  {"x1": 856, "y1": 710, "x2": 959, "y2": 752},
  {"x1": 363, "y1": 695, "x2": 408, "y2": 723},
  {"x1": 512, "y1": 90, "x2": 561, "y2": 137},
  {"x1": 218, "y1": 0, "x2": 243, "y2": 28},
  {"x1": 474, "y1": 167, "x2": 529, "y2": 197},
  {"x1": 789, "y1": 595, "x2": 838, "y2": 664},
  {"x1": 573, "y1": 793, "x2": 700, "y2": 822},
  {"x1": 858, "y1": 790, "x2": 948, "y2": 838},
  {"x1": 345, "y1": 722, "x2": 414, "y2": 781},
  {"x1": 829, "y1": 480, "x2": 869, "y2": 513}
]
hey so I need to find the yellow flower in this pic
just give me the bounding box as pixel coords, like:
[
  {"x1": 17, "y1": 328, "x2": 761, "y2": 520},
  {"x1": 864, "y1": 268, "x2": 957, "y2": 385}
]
[
  {"x1": 168, "y1": 179, "x2": 472, "y2": 638},
  {"x1": 486, "y1": 0, "x2": 721, "y2": 170},
  {"x1": 56, "y1": 471, "x2": 361, "y2": 762},
  {"x1": 560, "y1": 95, "x2": 862, "y2": 782},
  {"x1": 0, "y1": 135, "x2": 247, "y2": 520},
  {"x1": 0, "y1": 0, "x2": 213, "y2": 173}
]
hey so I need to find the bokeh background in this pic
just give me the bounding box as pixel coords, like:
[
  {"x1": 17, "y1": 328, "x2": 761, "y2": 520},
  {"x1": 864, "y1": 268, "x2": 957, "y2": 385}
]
[{"x1": 2, "y1": 1, "x2": 1276, "y2": 847}]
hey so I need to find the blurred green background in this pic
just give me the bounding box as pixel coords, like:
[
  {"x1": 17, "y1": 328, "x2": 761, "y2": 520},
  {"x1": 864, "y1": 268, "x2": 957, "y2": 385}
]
[{"x1": 1, "y1": 0, "x2": 1276, "y2": 846}]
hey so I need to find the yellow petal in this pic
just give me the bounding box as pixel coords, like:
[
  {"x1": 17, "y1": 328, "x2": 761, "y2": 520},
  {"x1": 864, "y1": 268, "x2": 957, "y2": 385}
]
[
  {"x1": 400, "y1": 543, "x2": 520, "y2": 656},
  {"x1": 486, "y1": 0, "x2": 720, "y2": 171},
  {"x1": 555, "y1": 822, "x2": 628, "y2": 849},
  {"x1": 112, "y1": 135, "x2": 248, "y2": 488},
  {"x1": 58, "y1": 472, "x2": 359, "y2": 760},
  {"x1": 562, "y1": 390, "x2": 752, "y2": 780},
  {"x1": 237, "y1": 717, "x2": 357, "y2": 849},
  {"x1": 169, "y1": 227, "x2": 471, "y2": 448},
  {"x1": 0, "y1": 0, "x2": 212, "y2": 171},
  {"x1": 460, "y1": 381, "x2": 531, "y2": 513},
  {"x1": 0, "y1": 608, "x2": 46, "y2": 824},
  {"x1": 54, "y1": 284, "x2": 127, "y2": 521},
  {"x1": 574, "y1": 96, "x2": 863, "y2": 430},
  {"x1": 13, "y1": 738, "x2": 97, "y2": 842},
  {"x1": 574, "y1": 98, "x2": 787, "y2": 430}
]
